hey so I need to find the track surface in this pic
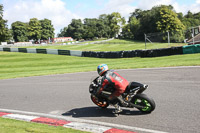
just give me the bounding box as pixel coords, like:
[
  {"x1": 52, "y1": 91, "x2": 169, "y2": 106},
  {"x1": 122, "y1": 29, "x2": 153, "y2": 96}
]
[{"x1": 0, "y1": 67, "x2": 200, "y2": 133}]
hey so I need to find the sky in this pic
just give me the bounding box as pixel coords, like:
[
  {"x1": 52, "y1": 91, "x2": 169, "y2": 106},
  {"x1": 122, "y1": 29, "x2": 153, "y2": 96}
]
[{"x1": 1, "y1": 0, "x2": 200, "y2": 35}]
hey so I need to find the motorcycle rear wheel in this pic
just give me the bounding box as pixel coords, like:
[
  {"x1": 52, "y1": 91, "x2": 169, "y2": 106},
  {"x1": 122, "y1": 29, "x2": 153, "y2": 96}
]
[
  {"x1": 131, "y1": 94, "x2": 155, "y2": 113},
  {"x1": 91, "y1": 95, "x2": 109, "y2": 108}
]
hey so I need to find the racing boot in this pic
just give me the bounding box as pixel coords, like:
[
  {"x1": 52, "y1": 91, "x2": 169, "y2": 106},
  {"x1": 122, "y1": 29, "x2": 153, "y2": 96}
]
[{"x1": 113, "y1": 103, "x2": 122, "y2": 114}]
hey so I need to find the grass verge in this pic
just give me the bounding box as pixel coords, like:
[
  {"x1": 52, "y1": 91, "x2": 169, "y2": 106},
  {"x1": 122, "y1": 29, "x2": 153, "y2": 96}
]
[
  {"x1": 0, "y1": 51, "x2": 199, "y2": 79},
  {"x1": 0, "y1": 117, "x2": 88, "y2": 133},
  {"x1": 15, "y1": 39, "x2": 186, "y2": 51}
]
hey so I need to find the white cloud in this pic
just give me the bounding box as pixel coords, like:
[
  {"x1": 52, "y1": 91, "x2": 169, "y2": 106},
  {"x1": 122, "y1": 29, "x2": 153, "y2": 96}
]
[
  {"x1": 4, "y1": 0, "x2": 81, "y2": 35},
  {"x1": 137, "y1": 0, "x2": 200, "y2": 14},
  {"x1": 137, "y1": 0, "x2": 173, "y2": 10},
  {"x1": 171, "y1": 0, "x2": 200, "y2": 14},
  {"x1": 98, "y1": 0, "x2": 136, "y2": 18}
]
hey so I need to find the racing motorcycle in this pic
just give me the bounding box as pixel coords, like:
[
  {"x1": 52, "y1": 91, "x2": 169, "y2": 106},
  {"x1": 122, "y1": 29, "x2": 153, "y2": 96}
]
[{"x1": 89, "y1": 76, "x2": 155, "y2": 114}]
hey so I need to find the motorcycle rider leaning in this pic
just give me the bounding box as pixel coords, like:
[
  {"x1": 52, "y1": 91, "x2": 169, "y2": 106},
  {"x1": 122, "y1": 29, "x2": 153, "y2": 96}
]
[{"x1": 95, "y1": 64, "x2": 130, "y2": 113}]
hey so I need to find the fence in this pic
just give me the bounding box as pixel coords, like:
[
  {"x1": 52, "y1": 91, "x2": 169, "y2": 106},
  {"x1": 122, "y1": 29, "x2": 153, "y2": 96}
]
[{"x1": 145, "y1": 26, "x2": 200, "y2": 48}]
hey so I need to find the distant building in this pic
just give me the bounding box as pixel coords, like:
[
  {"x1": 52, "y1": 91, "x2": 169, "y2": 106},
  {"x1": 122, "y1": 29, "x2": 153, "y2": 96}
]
[
  {"x1": 52, "y1": 37, "x2": 73, "y2": 43},
  {"x1": 187, "y1": 26, "x2": 200, "y2": 45}
]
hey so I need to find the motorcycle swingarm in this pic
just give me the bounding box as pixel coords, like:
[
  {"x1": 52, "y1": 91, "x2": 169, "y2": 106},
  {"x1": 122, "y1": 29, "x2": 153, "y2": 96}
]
[{"x1": 128, "y1": 102, "x2": 145, "y2": 109}]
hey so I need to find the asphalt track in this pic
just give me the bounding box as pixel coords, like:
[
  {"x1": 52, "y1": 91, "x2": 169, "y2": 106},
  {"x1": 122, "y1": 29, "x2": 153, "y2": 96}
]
[{"x1": 0, "y1": 66, "x2": 200, "y2": 133}]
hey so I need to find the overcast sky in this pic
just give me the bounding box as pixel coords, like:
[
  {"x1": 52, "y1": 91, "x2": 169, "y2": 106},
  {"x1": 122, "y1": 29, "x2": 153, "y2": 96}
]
[{"x1": 1, "y1": 0, "x2": 200, "y2": 35}]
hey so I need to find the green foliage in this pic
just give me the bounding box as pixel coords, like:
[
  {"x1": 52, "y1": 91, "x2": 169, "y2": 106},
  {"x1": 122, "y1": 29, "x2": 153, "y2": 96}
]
[
  {"x1": 67, "y1": 19, "x2": 84, "y2": 40},
  {"x1": 107, "y1": 12, "x2": 125, "y2": 38},
  {"x1": 40, "y1": 18, "x2": 55, "y2": 40},
  {"x1": 182, "y1": 11, "x2": 200, "y2": 29},
  {"x1": 11, "y1": 18, "x2": 55, "y2": 42},
  {"x1": 0, "y1": 4, "x2": 11, "y2": 42},
  {"x1": 123, "y1": 5, "x2": 188, "y2": 42},
  {"x1": 27, "y1": 18, "x2": 42, "y2": 41},
  {"x1": 58, "y1": 27, "x2": 68, "y2": 37},
  {"x1": 11, "y1": 21, "x2": 29, "y2": 42},
  {"x1": 156, "y1": 6, "x2": 185, "y2": 32},
  {"x1": 58, "y1": 12, "x2": 125, "y2": 40},
  {"x1": 156, "y1": 6, "x2": 185, "y2": 42}
]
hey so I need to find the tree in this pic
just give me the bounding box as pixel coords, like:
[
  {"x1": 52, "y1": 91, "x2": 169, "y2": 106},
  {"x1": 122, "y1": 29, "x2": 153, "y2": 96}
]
[
  {"x1": 156, "y1": 6, "x2": 185, "y2": 42},
  {"x1": 121, "y1": 16, "x2": 140, "y2": 39},
  {"x1": 182, "y1": 11, "x2": 200, "y2": 29},
  {"x1": 121, "y1": 24, "x2": 134, "y2": 39},
  {"x1": 107, "y1": 12, "x2": 125, "y2": 38},
  {"x1": 67, "y1": 19, "x2": 84, "y2": 40},
  {"x1": 0, "y1": 4, "x2": 11, "y2": 42},
  {"x1": 156, "y1": 6, "x2": 185, "y2": 32},
  {"x1": 58, "y1": 27, "x2": 68, "y2": 37},
  {"x1": 83, "y1": 18, "x2": 97, "y2": 39},
  {"x1": 40, "y1": 19, "x2": 54, "y2": 40},
  {"x1": 27, "y1": 18, "x2": 42, "y2": 41},
  {"x1": 11, "y1": 21, "x2": 28, "y2": 42},
  {"x1": 98, "y1": 14, "x2": 111, "y2": 38},
  {"x1": 125, "y1": 5, "x2": 186, "y2": 42}
]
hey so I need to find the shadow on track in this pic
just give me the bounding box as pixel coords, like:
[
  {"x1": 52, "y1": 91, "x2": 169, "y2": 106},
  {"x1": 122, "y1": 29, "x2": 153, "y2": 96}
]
[{"x1": 62, "y1": 106, "x2": 147, "y2": 118}]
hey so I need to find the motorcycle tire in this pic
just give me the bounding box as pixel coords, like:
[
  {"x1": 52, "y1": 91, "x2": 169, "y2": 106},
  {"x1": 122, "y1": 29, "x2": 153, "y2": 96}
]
[
  {"x1": 131, "y1": 93, "x2": 155, "y2": 113},
  {"x1": 91, "y1": 95, "x2": 109, "y2": 108}
]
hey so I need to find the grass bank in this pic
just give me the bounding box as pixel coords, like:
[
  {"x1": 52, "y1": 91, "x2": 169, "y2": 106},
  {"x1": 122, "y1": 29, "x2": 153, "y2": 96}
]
[
  {"x1": 0, "y1": 117, "x2": 88, "y2": 133},
  {"x1": 0, "y1": 51, "x2": 199, "y2": 79},
  {"x1": 16, "y1": 39, "x2": 186, "y2": 51}
]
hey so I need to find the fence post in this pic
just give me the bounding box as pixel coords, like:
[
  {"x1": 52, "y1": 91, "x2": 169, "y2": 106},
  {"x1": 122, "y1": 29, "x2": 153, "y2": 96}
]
[
  {"x1": 192, "y1": 27, "x2": 195, "y2": 45},
  {"x1": 144, "y1": 34, "x2": 147, "y2": 49},
  {"x1": 167, "y1": 31, "x2": 170, "y2": 47}
]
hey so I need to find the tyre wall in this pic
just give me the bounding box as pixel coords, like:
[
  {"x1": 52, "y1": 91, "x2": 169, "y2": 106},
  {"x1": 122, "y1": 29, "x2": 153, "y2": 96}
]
[{"x1": 0, "y1": 44, "x2": 199, "y2": 58}]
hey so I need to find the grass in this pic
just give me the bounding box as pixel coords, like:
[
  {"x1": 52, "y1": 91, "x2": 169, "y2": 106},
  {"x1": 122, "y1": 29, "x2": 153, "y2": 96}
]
[
  {"x1": 0, "y1": 117, "x2": 88, "y2": 133},
  {"x1": 0, "y1": 51, "x2": 200, "y2": 79},
  {"x1": 15, "y1": 39, "x2": 186, "y2": 51}
]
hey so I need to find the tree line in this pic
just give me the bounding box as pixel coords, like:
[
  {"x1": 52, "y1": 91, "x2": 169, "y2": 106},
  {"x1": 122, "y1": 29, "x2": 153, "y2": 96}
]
[
  {"x1": 58, "y1": 5, "x2": 200, "y2": 42},
  {"x1": 12, "y1": 18, "x2": 54, "y2": 42},
  {"x1": 0, "y1": 4, "x2": 54, "y2": 43},
  {"x1": 0, "y1": 4, "x2": 200, "y2": 43}
]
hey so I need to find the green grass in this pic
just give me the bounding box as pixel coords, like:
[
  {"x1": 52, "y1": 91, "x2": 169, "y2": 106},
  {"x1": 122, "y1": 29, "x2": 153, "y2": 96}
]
[
  {"x1": 0, "y1": 51, "x2": 200, "y2": 79},
  {"x1": 15, "y1": 39, "x2": 186, "y2": 51},
  {"x1": 0, "y1": 117, "x2": 88, "y2": 133}
]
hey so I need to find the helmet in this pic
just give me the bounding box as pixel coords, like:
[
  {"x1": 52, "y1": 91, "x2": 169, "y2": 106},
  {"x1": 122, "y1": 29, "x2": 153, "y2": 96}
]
[{"x1": 97, "y1": 64, "x2": 108, "y2": 76}]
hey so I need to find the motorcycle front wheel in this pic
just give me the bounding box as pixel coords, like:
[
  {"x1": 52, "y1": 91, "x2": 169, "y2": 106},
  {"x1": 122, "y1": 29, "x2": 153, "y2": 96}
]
[
  {"x1": 131, "y1": 93, "x2": 155, "y2": 113},
  {"x1": 91, "y1": 95, "x2": 109, "y2": 108}
]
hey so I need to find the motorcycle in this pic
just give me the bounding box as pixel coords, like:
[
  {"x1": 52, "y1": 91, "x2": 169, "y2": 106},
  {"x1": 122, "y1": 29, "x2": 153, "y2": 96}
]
[{"x1": 89, "y1": 76, "x2": 156, "y2": 114}]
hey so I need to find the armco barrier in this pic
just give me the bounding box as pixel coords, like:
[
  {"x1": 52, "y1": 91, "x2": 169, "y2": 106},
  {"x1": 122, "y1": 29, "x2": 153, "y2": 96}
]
[
  {"x1": 36, "y1": 49, "x2": 47, "y2": 54},
  {"x1": 10, "y1": 48, "x2": 19, "y2": 52},
  {"x1": 18, "y1": 48, "x2": 27, "y2": 53},
  {"x1": 0, "y1": 44, "x2": 199, "y2": 58},
  {"x1": 58, "y1": 50, "x2": 70, "y2": 55},
  {"x1": 3, "y1": 48, "x2": 10, "y2": 52}
]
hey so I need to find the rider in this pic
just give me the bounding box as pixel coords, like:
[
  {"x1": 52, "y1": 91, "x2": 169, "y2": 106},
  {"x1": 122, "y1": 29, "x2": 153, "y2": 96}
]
[{"x1": 96, "y1": 64, "x2": 129, "y2": 113}]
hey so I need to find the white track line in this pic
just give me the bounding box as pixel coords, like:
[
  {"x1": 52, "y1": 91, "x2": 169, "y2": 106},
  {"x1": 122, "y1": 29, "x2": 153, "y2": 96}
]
[{"x1": 0, "y1": 108, "x2": 168, "y2": 133}]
